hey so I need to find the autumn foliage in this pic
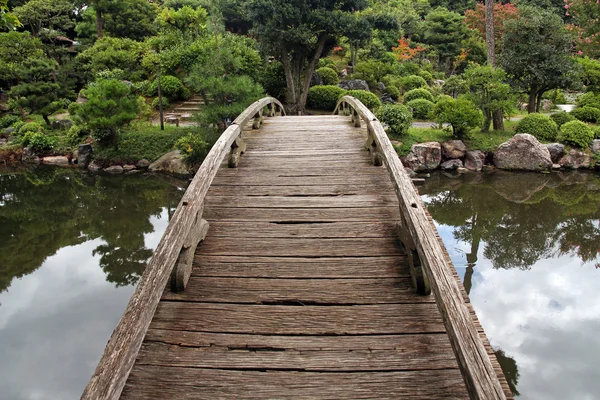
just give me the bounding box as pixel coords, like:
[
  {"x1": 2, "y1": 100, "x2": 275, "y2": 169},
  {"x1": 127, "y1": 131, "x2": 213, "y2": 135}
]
[
  {"x1": 564, "y1": 0, "x2": 600, "y2": 57},
  {"x1": 464, "y1": 3, "x2": 519, "y2": 44},
  {"x1": 392, "y1": 37, "x2": 426, "y2": 61}
]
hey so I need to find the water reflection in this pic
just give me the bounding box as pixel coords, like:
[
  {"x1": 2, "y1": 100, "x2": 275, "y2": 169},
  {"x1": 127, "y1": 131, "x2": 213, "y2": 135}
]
[
  {"x1": 420, "y1": 171, "x2": 600, "y2": 399},
  {"x1": 0, "y1": 167, "x2": 185, "y2": 399}
]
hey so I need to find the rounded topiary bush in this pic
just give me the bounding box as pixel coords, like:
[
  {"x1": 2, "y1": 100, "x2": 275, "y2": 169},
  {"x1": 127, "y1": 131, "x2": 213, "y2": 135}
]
[
  {"x1": 570, "y1": 106, "x2": 600, "y2": 123},
  {"x1": 152, "y1": 97, "x2": 170, "y2": 110},
  {"x1": 343, "y1": 90, "x2": 382, "y2": 111},
  {"x1": 418, "y1": 70, "x2": 433, "y2": 84},
  {"x1": 558, "y1": 120, "x2": 595, "y2": 149},
  {"x1": 19, "y1": 122, "x2": 44, "y2": 135},
  {"x1": 385, "y1": 84, "x2": 400, "y2": 101},
  {"x1": 433, "y1": 97, "x2": 482, "y2": 138},
  {"x1": 400, "y1": 75, "x2": 428, "y2": 92},
  {"x1": 404, "y1": 88, "x2": 434, "y2": 103},
  {"x1": 307, "y1": 85, "x2": 347, "y2": 111},
  {"x1": 550, "y1": 112, "x2": 576, "y2": 128},
  {"x1": 377, "y1": 104, "x2": 413, "y2": 137},
  {"x1": 593, "y1": 126, "x2": 600, "y2": 139},
  {"x1": 149, "y1": 75, "x2": 184, "y2": 100},
  {"x1": 515, "y1": 113, "x2": 558, "y2": 142},
  {"x1": 316, "y1": 67, "x2": 339, "y2": 85},
  {"x1": 317, "y1": 58, "x2": 338, "y2": 71},
  {"x1": 576, "y1": 92, "x2": 600, "y2": 109},
  {"x1": 407, "y1": 99, "x2": 435, "y2": 119}
]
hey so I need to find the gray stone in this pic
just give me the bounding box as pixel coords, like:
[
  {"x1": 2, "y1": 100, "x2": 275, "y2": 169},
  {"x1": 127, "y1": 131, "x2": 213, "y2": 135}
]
[
  {"x1": 441, "y1": 140, "x2": 467, "y2": 159},
  {"x1": 380, "y1": 93, "x2": 395, "y2": 104},
  {"x1": 123, "y1": 164, "x2": 136, "y2": 172},
  {"x1": 104, "y1": 165, "x2": 124, "y2": 174},
  {"x1": 4, "y1": 127, "x2": 14, "y2": 135},
  {"x1": 51, "y1": 119, "x2": 73, "y2": 130},
  {"x1": 377, "y1": 82, "x2": 386, "y2": 91},
  {"x1": 553, "y1": 163, "x2": 561, "y2": 169},
  {"x1": 42, "y1": 156, "x2": 69, "y2": 166},
  {"x1": 493, "y1": 134, "x2": 552, "y2": 171},
  {"x1": 77, "y1": 144, "x2": 93, "y2": 168},
  {"x1": 592, "y1": 139, "x2": 600, "y2": 154},
  {"x1": 433, "y1": 80, "x2": 445, "y2": 87},
  {"x1": 559, "y1": 149, "x2": 592, "y2": 169},
  {"x1": 338, "y1": 79, "x2": 370, "y2": 91},
  {"x1": 546, "y1": 143, "x2": 565, "y2": 163},
  {"x1": 441, "y1": 159, "x2": 463, "y2": 171},
  {"x1": 405, "y1": 168, "x2": 417, "y2": 178},
  {"x1": 148, "y1": 150, "x2": 190, "y2": 176},
  {"x1": 0, "y1": 138, "x2": 6, "y2": 146},
  {"x1": 404, "y1": 142, "x2": 442, "y2": 172},
  {"x1": 21, "y1": 147, "x2": 40, "y2": 164},
  {"x1": 126, "y1": 170, "x2": 141, "y2": 175},
  {"x1": 465, "y1": 150, "x2": 485, "y2": 171},
  {"x1": 136, "y1": 159, "x2": 151, "y2": 169},
  {"x1": 457, "y1": 167, "x2": 469, "y2": 173},
  {"x1": 88, "y1": 160, "x2": 103, "y2": 173}
]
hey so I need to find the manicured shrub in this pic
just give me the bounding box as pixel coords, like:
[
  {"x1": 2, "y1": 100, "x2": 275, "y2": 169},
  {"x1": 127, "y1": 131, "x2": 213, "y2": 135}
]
[
  {"x1": 0, "y1": 115, "x2": 21, "y2": 129},
  {"x1": 317, "y1": 58, "x2": 338, "y2": 71},
  {"x1": 133, "y1": 80, "x2": 152, "y2": 95},
  {"x1": 400, "y1": 75, "x2": 428, "y2": 91},
  {"x1": 404, "y1": 88, "x2": 434, "y2": 103},
  {"x1": 19, "y1": 122, "x2": 44, "y2": 135},
  {"x1": 593, "y1": 126, "x2": 600, "y2": 139},
  {"x1": 432, "y1": 97, "x2": 482, "y2": 138},
  {"x1": 515, "y1": 113, "x2": 558, "y2": 142},
  {"x1": 343, "y1": 90, "x2": 382, "y2": 111},
  {"x1": 570, "y1": 106, "x2": 600, "y2": 123},
  {"x1": 576, "y1": 92, "x2": 600, "y2": 109},
  {"x1": 175, "y1": 133, "x2": 209, "y2": 165},
  {"x1": 316, "y1": 67, "x2": 339, "y2": 85},
  {"x1": 377, "y1": 104, "x2": 413, "y2": 137},
  {"x1": 148, "y1": 75, "x2": 185, "y2": 100},
  {"x1": 385, "y1": 84, "x2": 400, "y2": 100},
  {"x1": 11, "y1": 121, "x2": 25, "y2": 134},
  {"x1": 307, "y1": 85, "x2": 347, "y2": 111},
  {"x1": 407, "y1": 99, "x2": 435, "y2": 119},
  {"x1": 66, "y1": 125, "x2": 88, "y2": 146},
  {"x1": 418, "y1": 70, "x2": 433, "y2": 83},
  {"x1": 442, "y1": 75, "x2": 468, "y2": 98},
  {"x1": 558, "y1": 120, "x2": 595, "y2": 149},
  {"x1": 21, "y1": 132, "x2": 57, "y2": 152},
  {"x1": 550, "y1": 112, "x2": 576, "y2": 128},
  {"x1": 152, "y1": 97, "x2": 170, "y2": 110}
]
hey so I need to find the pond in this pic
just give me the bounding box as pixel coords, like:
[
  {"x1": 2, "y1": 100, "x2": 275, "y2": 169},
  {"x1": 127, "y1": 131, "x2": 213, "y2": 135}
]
[
  {"x1": 0, "y1": 167, "x2": 185, "y2": 400},
  {"x1": 419, "y1": 170, "x2": 600, "y2": 400}
]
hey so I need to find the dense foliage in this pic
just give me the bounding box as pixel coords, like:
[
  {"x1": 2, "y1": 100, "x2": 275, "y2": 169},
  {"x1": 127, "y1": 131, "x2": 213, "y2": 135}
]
[
  {"x1": 307, "y1": 85, "x2": 347, "y2": 111},
  {"x1": 558, "y1": 120, "x2": 595, "y2": 148},
  {"x1": 377, "y1": 103, "x2": 412, "y2": 136},
  {"x1": 515, "y1": 114, "x2": 559, "y2": 142}
]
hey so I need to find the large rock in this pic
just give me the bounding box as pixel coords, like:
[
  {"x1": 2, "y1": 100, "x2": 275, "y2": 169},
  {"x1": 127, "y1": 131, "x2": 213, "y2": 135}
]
[
  {"x1": 442, "y1": 140, "x2": 467, "y2": 159},
  {"x1": 136, "y1": 159, "x2": 151, "y2": 169},
  {"x1": 546, "y1": 143, "x2": 565, "y2": 164},
  {"x1": 21, "y1": 147, "x2": 40, "y2": 164},
  {"x1": 88, "y1": 160, "x2": 103, "y2": 173},
  {"x1": 404, "y1": 142, "x2": 442, "y2": 172},
  {"x1": 51, "y1": 119, "x2": 73, "y2": 130},
  {"x1": 104, "y1": 165, "x2": 124, "y2": 174},
  {"x1": 493, "y1": 134, "x2": 552, "y2": 171},
  {"x1": 559, "y1": 149, "x2": 591, "y2": 169},
  {"x1": 464, "y1": 151, "x2": 485, "y2": 171},
  {"x1": 592, "y1": 139, "x2": 600, "y2": 154},
  {"x1": 77, "y1": 144, "x2": 93, "y2": 168},
  {"x1": 380, "y1": 93, "x2": 395, "y2": 104},
  {"x1": 149, "y1": 150, "x2": 190, "y2": 176},
  {"x1": 338, "y1": 79, "x2": 369, "y2": 91},
  {"x1": 42, "y1": 156, "x2": 69, "y2": 166},
  {"x1": 441, "y1": 159, "x2": 463, "y2": 171}
]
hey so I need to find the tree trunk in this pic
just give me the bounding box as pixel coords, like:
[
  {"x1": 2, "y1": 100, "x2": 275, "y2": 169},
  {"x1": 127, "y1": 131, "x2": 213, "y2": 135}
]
[
  {"x1": 96, "y1": 8, "x2": 103, "y2": 39},
  {"x1": 42, "y1": 114, "x2": 51, "y2": 126},
  {"x1": 482, "y1": 109, "x2": 492, "y2": 133},
  {"x1": 298, "y1": 35, "x2": 328, "y2": 114},
  {"x1": 528, "y1": 89, "x2": 537, "y2": 114},
  {"x1": 281, "y1": 52, "x2": 297, "y2": 113},
  {"x1": 492, "y1": 110, "x2": 504, "y2": 131},
  {"x1": 485, "y1": 0, "x2": 496, "y2": 67},
  {"x1": 535, "y1": 91, "x2": 543, "y2": 113}
]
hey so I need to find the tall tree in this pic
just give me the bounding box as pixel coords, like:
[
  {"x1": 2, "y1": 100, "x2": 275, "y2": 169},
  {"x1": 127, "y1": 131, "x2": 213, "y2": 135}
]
[
  {"x1": 420, "y1": 7, "x2": 469, "y2": 72},
  {"x1": 485, "y1": 0, "x2": 495, "y2": 66},
  {"x1": 246, "y1": 0, "x2": 368, "y2": 113},
  {"x1": 565, "y1": 0, "x2": 600, "y2": 57},
  {"x1": 0, "y1": 0, "x2": 20, "y2": 31}
]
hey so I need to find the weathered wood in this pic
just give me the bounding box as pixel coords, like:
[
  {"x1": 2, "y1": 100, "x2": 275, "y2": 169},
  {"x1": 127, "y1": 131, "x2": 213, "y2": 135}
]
[
  {"x1": 81, "y1": 97, "x2": 285, "y2": 400},
  {"x1": 170, "y1": 212, "x2": 209, "y2": 292},
  {"x1": 397, "y1": 220, "x2": 431, "y2": 296},
  {"x1": 207, "y1": 184, "x2": 394, "y2": 197},
  {"x1": 337, "y1": 95, "x2": 506, "y2": 400},
  {"x1": 228, "y1": 134, "x2": 247, "y2": 168},
  {"x1": 205, "y1": 221, "x2": 398, "y2": 238},
  {"x1": 204, "y1": 206, "x2": 401, "y2": 222},
  {"x1": 205, "y1": 194, "x2": 398, "y2": 209}
]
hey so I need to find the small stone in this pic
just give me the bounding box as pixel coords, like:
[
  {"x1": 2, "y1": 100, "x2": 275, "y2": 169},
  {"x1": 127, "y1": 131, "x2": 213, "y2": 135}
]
[
  {"x1": 546, "y1": 143, "x2": 565, "y2": 163},
  {"x1": 72, "y1": 150, "x2": 79, "y2": 163},
  {"x1": 21, "y1": 147, "x2": 40, "y2": 164},
  {"x1": 338, "y1": 79, "x2": 370, "y2": 91},
  {"x1": 552, "y1": 164, "x2": 561, "y2": 169},
  {"x1": 149, "y1": 150, "x2": 191, "y2": 176},
  {"x1": 77, "y1": 144, "x2": 93, "y2": 168},
  {"x1": 377, "y1": 82, "x2": 386, "y2": 91},
  {"x1": 441, "y1": 140, "x2": 467, "y2": 159},
  {"x1": 104, "y1": 165, "x2": 124, "y2": 174},
  {"x1": 42, "y1": 156, "x2": 70, "y2": 166},
  {"x1": 404, "y1": 168, "x2": 417, "y2": 178},
  {"x1": 465, "y1": 150, "x2": 485, "y2": 171},
  {"x1": 592, "y1": 139, "x2": 600, "y2": 154},
  {"x1": 559, "y1": 149, "x2": 591, "y2": 169},
  {"x1": 441, "y1": 159, "x2": 463, "y2": 171},
  {"x1": 126, "y1": 170, "x2": 141, "y2": 175},
  {"x1": 136, "y1": 159, "x2": 151, "y2": 169},
  {"x1": 4, "y1": 127, "x2": 14, "y2": 135},
  {"x1": 123, "y1": 164, "x2": 136, "y2": 172},
  {"x1": 457, "y1": 167, "x2": 469, "y2": 173},
  {"x1": 88, "y1": 160, "x2": 103, "y2": 173}
]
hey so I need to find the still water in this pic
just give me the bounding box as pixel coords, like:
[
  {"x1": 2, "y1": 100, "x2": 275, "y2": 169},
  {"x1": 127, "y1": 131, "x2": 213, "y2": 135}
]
[
  {"x1": 420, "y1": 170, "x2": 600, "y2": 400},
  {"x1": 0, "y1": 167, "x2": 185, "y2": 399}
]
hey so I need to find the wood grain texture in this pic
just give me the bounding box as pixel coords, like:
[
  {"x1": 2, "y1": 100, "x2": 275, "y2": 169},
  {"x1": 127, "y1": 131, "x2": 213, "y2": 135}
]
[
  {"x1": 204, "y1": 206, "x2": 401, "y2": 221},
  {"x1": 206, "y1": 221, "x2": 398, "y2": 238},
  {"x1": 207, "y1": 184, "x2": 393, "y2": 196},
  {"x1": 205, "y1": 194, "x2": 398, "y2": 208}
]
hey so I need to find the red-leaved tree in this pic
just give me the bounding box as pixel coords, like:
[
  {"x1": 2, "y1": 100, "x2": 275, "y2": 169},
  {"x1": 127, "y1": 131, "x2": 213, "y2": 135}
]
[
  {"x1": 464, "y1": 2, "x2": 519, "y2": 49},
  {"x1": 565, "y1": 0, "x2": 600, "y2": 58}
]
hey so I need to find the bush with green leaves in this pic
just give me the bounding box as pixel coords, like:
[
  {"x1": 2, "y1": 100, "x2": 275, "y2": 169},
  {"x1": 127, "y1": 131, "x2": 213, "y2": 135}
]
[
  {"x1": 418, "y1": 70, "x2": 433, "y2": 84},
  {"x1": 432, "y1": 98, "x2": 483, "y2": 138},
  {"x1": 132, "y1": 80, "x2": 152, "y2": 95},
  {"x1": 404, "y1": 88, "x2": 434, "y2": 103},
  {"x1": 343, "y1": 90, "x2": 382, "y2": 111},
  {"x1": 175, "y1": 133, "x2": 209, "y2": 165},
  {"x1": 148, "y1": 75, "x2": 185, "y2": 100},
  {"x1": 353, "y1": 60, "x2": 393, "y2": 89},
  {"x1": 377, "y1": 104, "x2": 412, "y2": 137},
  {"x1": 550, "y1": 112, "x2": 576, "y2": 128},
  {"x1": 317, "y1": 58, "x2": 338, "y2": 71},
  {"x1": 152, "y1": 97, "x2": 170, "y2": 110},
  {"x1": 593, "y1": 126, "x2": 600, "y2": 139},
  {"x1": 0, "y1": 115, "x2": 21, "y2": 129},
  {"x1": 442, "y1": 75, "x2": 469, "y2": 98},
  {"x1": 316, "y1": 67, "x2": 339, "y2": 85},
  {"x1": 19, "y1": 122, "x2": 44, "y2": 135},
  {"x1": 515, "y1": 113, "x2": 559, "y2": 141},
  {"x1": 65, "y1": 125, "x2": 88, "y2": 146},
  {"x1": 558, "y1": 120, "x2": 595, "y2": 148},
  {"x1": 407, "y1": 99, "x2": 435, "y2": 119},
  {"x1": 259, "y1": 61, "x2": 286, "y2": 99},
  {"x1": 11, "y1": 121, "x2": 26, "y2": 135},
  {"x1": 307, "y1": 85, "x2": 347, "y2": 111},
  {"x1": 570, "y1": 106, "x2": 600, "y2": 123},
  {"x1": 576, "y1": 92, "x2": 600, "y2": 109},
  {"x1": 21, "y1": 132, "x2": 57, "y2": 152},
  {"x1": 400, "y1": 75, "x2": 428, "y2": 92},
  {"x1": 385, "y1": 85, "x2": 400, "y2": 101}
]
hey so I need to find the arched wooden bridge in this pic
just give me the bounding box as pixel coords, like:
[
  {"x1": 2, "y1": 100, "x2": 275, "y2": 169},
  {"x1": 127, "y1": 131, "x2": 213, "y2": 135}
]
[{"x1": 82, "y1": 97, "x2": 513, "y2": 400}]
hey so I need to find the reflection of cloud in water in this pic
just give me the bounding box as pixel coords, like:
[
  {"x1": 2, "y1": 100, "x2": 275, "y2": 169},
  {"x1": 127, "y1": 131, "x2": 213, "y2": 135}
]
[
  {"x1": 0, "y1": 210, "x2": 170, "y2": 400},
  {"x1": 437, "y1": 225, "x2": 600, "y2": 400}
]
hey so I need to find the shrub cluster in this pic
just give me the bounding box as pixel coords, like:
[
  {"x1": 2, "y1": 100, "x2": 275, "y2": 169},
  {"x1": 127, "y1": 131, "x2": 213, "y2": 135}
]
[
  {"x1": 175, "y1": 133, "x2": 209, "y2": 165},
  {"x1": 550, "y1": 112, "x2": 576, "y2": 128},
  {"x1": 593, "y1": 125, "x2": 600, "y2": 139},
  {"x1": 407, "y1": 99, "x2": 435, "y2": 119},
  {"x1": 307, "y1": 85, "x2": 347, "y2": 111},
  {"x1": 385, "y1": 84, "x2": 400, "y2": 100},
  {"x1": 570, "y1": 106, "x2": 600, "y2": 123},
  {"x1": 21, "y1": 131, "x2": 57, "y2": 152},
  {"x1": 317, "y1": 58, "x2": 338, "y2": 71},
  {"x1": 152, "y1": 97, "x2": 170, "y2": 110},
  {"x1": 577, "y1": 92, "x2": 600, "y2": 109},
  {"x1": 0, "y1": 115, "x2": 21, "y2": 129},
  {"x1": 148, "y1": 75, "x2": 185, "y2": 100},
  {"x1": 515, "y1": 113, "x2": 558, "y2": 142},
  {"x1": 558, "y1": 120, "x2": 595, "y2": 149},
  {"x1": 377, "y1": 104, "x2": 412, "y2": 137},
  {"x1": 400, "y1": 75, "x2": 428, "y2": 92},
  {"x1": 316, "y1": 67, "x2": 339, "y2": 85},
  {"x1": 343, "y1": 90, "x2": 382, "y2": 111},
  {"x1": 20, "y1": 122, "x2": 44, "y2": 135},
  {"x1": 404, "y1": 88, "x2": 434, "y2": 103},
  {"x1": 433, "y1": 97, "x2": 482, "y2": 138}
]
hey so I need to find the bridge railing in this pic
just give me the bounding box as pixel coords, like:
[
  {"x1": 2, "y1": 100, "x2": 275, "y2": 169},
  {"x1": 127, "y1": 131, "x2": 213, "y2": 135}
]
[
  {"x1": 81, "y1": 97, "x2": 285, "y2": 400},
  {"x1": 334, "y1": 96, "x2": 507, "y2": 400}
]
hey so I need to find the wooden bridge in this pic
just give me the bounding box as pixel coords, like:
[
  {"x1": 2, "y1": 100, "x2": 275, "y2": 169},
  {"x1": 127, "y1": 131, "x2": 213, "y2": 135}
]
[{"x1": 82, "y1": 97, "x2": 513, "y2": 400}]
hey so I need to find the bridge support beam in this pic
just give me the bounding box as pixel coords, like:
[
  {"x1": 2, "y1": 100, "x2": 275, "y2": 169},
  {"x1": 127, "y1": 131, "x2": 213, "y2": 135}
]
[
  {"x1": 170, "y1": 206, "x2": 210, "y2": 292},
  {"x1": 365, "y1": 126, "x2": 384, "y2": 167},
  {"x1": 397, "y1": 218, "x2": 431, "y2": 296},
  {"x1": 252, "y1": 110, "x2": 264, "y2": 129},
  {"x1": 228, "y1": 134, "x2": 247, "y2": 168}
]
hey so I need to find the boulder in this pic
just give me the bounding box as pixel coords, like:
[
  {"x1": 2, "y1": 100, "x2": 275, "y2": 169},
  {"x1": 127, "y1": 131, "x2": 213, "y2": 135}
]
[
  {"x1": 592, "y1": 139, "x2": 600, "y2": 154},
  {"x1": 77, "y1": 144, "x2": 93, "y2": 168},
  {"x1": 149, "y1": 150, "x2": 190, "y2": 176},
  {"x1": 380, "y1": 93, "x2": 395, "y2": 104},
  {"x1": 4, "y1": 127, "x2": 14, "y2": 136},
  {"x1": 21, "y1": 147, "x2": 40, "y2": 164},
  {"x1": 309, "y1": 73, "x2": 323, "y2": 88},
  {"x1": 377, "y1": 82, "x2": 386, "y2": 91},
  {"x1": 493, "y1": 134, "x2": 552, "y2": 171},
  {"x1": 136, "y1": 159, "x2": 151, "y2": 169},
  {"x1": 441, "y1": 140, "x2": 467, "y2": 159},
  {"x1": 338, "y1": 79, "x2": 369, "y2": 91},
  {"x1": 465, "y1": 150, "x2": 485, "y2": 171},
  {"x1": 51, "y1": 119, "x2": 73, "y2": 130},
  {"x1": 441, "y1": 159, "x2": 463, "y2": 171},
  {"x1": 104, "y1": 165, "x2": 124, "y2": 174},
  {"x1": 88, "y1": 160, "x2": 103, "y2": 173},
  {"x1": 558, "y1": 149, "x2": 591, "y2": 169},
  {"x1": 0, "y1": 138, "x2": 6, "y2": 146},
  {"x1": 404, "y1": 142, "x2": 442, "y2": 172},
  {"x1": 42, "y1": 156, "x2": 69, "y2": 166},
  {"x1": 546, "y1": 143, "x2": 565, "y2": 163},
  {"x1": 123, "y1": 164, "x2": 136, "y2": 172}
]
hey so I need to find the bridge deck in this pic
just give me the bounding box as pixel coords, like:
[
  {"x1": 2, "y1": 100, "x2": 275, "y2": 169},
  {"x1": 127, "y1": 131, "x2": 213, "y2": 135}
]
[{"x1": 118, "y1": 116, "x2": 509, "y2": 399}]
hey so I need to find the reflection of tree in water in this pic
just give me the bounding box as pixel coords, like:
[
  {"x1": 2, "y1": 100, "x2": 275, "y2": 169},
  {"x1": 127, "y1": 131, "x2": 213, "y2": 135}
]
[
  {"x1": 0, "y1": 167, "x2": 184, "y2": 293},
  {"x1": 494, "y1": 349, "x2": 520, "y2": 397}
]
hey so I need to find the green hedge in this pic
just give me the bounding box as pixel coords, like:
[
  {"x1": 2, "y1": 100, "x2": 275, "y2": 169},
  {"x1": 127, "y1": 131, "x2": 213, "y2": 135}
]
[
  {"x1": 307, "y1": 85, "x2": 347, "y2": 111},
  {"x1": 377, "y1": 104, "x2": 412, "y2": 137},
  {"x1": 558, "y1": 120, "x2": 595, "y2": 149},
  {"x1": 400, "y1": 75, "x2": 428, "y2": 91},
  {"x1": 148, "y1": 75, "x2": 185, "y2": 100},
  {"x1": 515, "y1": 113, "x2": 558, "y2": 142},
  {"x1": 316, "y1": 67, "x2": 339, "y2": 85},
  {"x1": 343, "y1": 90, "x2": 382, "y2": 111},
  {"x1": 550, "y1": 112, "x2": 576, "y2": 128},
  {"x1": 407, "y1": 99, "x2": 435, "y2": 119},
  {"x1": 570, "y1": 106, "x2": 600, "y2": 123},
  {"x1": 404, "y1": 88, "x2": 434, "y2": 103}
]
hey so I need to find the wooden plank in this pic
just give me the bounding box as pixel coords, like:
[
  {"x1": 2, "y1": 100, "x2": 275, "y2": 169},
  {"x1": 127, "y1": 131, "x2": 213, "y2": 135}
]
[
  {"x1": 339, "y1": 95, "x2": 506, "y2": 399},
  {"x1": 205, "y1": 194, "x2": 398, "y2": 209},
  {"x1": 204, "y1": 207, "x2": 400, "y2": 222},
  {"x1": 207, "y1": 184, "x2": 393, "y2": 197},
  {"x1": 206, "y1": 221, "x2": 398, "y2": 238},
  {"x1": 198, "y1": 237, "x2": 402, "y2": 257},
  {"x1": 122, "y1": 367, "x2": 469, "y2": 400},
  {"x1": 243, "y1": 149, "x2": 365, "y2": 157},
  {"x1": 215, "y1": 166, "x2": 387, "y2": 176},
  {"x1": 150, "y1": 303, "x2": 446, "y2": 334},
  {"x1": 211, "y1": 174, "x2": 394, "y2": 186},
  {"x1": 236, "y1": 158, "x2": 374, "y2": 168},
  {"x1": 161, "y1": 277, "x2": 432, "y2": 304},
  {"x1": 193, "y1": 256, "x2": 409, "y2": 278}
]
